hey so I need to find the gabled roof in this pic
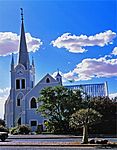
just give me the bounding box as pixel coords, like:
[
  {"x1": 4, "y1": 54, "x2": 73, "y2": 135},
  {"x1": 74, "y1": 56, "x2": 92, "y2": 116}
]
[
  {"x1": 38, "y1": 73, "x2": 58, "y2": 84},
  {"x1": 23, "y1": 73, "x2": 59, "y2": 98}
]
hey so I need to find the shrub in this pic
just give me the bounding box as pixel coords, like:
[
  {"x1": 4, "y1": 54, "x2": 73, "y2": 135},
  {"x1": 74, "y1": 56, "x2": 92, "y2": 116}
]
[
  {"x1": 18, "y1": 125, "x2": 31, "y2": 134},
  {"x1": 10, "y1": 125, "x2": 31, "y2": 135},
  {"x1": 0, "y1": 119, "x2": 5, "y2": 127},
  {"x1": 0, "y1": 125, "x2": 9, "y2": 133},
  {"x1": 10, "y1": 126, "x2": 18, "y2": 135},
  {"x1": 36, "y1": 125, "x2": 43, "y2": 134}
]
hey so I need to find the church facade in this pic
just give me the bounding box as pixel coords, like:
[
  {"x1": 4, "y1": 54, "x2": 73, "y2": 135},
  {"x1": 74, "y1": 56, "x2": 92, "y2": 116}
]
[
  {"x1": 5, "y1": 13, "x2": 62, "y2": 131},
  {"x1": 5, "y1": 12, "x2": 108, "y2": 131}
]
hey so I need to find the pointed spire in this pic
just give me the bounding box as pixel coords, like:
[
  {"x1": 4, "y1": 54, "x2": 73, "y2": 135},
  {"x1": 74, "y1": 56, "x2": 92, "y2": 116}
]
[
  {"x1": 32, "y1": 56, "x2": 35, "y2": 67},
  {"x1": 11, "y1": 53, "x2": 14, "y2": 70},
  {"x1": 18, "y1": 8, "x2": 30, "y2": 69},
  {"x1": 11, "y1": 53, "x2": 14, "y2": 65},
  {"x1": 56, "y1": 68, "x2": 61, "y2": 77}
]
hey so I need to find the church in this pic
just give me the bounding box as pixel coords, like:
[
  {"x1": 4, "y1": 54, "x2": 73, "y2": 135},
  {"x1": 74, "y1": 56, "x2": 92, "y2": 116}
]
[
  {"x1": 4, "y1": 11, "x2": 62, "y2": 131},
  {"x1": 5, "y1": 10, "x2": 108, "y2": 131}
]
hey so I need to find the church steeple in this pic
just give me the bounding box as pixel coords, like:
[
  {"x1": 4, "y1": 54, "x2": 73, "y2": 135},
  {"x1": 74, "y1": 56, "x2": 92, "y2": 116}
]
[
  {"x1": 11, "y1": 53, "x2": 14, "y2": 70},
  {"x1": 11, "y1": 53, "x2": 14, "y2": 65},
  {"x1": 18, "y1": 8, "x2": 30, "y2": 69},
  {"x1": 32, "y1": 56, "x2": 35, "y2": 67},
  {"x1": 55, "y1": 69, "x2": 62, "y2": 85}
]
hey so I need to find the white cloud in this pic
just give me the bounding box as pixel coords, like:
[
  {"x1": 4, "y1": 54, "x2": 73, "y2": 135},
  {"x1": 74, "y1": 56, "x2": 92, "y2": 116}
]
[
  {"x1": 51, "y1": 30, "x2": 116, "y2": 53},
  {"x1": 109, "y1": 93, "x2": 117, "y2": 99},
  {"x1": 63, "y1": 57, "x2": 117, "y2": 81},
  {"x1": 0, "y1": 88, "x2": 10, "y2": 119},
  {"x1": 112, "y1": 47, "x2": 117, "y2": 55},
  {"x1": 0, "y1": 32, "x2": 42, "y2": 56}
]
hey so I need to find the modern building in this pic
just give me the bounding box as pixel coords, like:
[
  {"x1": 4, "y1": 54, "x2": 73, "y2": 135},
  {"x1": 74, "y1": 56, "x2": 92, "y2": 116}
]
[
  {"x1": 5, "y1": 11, "x2": 108, "y2": 131},
  {"x1": 65, "y1": 82, "x2": 108, "y2": 97}
]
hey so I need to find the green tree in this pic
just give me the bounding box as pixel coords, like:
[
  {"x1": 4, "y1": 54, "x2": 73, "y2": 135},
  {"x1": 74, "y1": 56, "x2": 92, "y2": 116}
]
[
  {"x1": 70, "y1": 108, "x2": 102, "y2": 144},
  {"x1": 89, "y1": 96, "x2": 116, "y2": 134},
  {"x1": 37, "y1": 86, "x2": 83, "y2": 133}
]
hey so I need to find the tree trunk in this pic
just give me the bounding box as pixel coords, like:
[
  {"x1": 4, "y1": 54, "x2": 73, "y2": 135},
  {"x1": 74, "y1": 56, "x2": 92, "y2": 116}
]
[{"x1": 82, "y1": 124, "x2": 88, "y2": 144}]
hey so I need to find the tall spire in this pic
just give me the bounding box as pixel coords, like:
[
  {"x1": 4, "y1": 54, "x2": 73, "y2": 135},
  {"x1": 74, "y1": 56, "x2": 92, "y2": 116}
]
[
  {"x1": 18, "y1": 8, "x2": 30, "y2": 69},
  {"x1": 32, "y1": 56, "x2": 35, "y2": 67},
  {"x1": 11, "y1": 53, "x2": 14, "y2": 65},
  {"x1": 11, "y1": 53, "x2": 14, "y2": 70}
]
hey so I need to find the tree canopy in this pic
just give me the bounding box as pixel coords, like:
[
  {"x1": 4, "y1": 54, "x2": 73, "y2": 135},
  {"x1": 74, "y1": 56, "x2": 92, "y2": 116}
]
[
  {"x1": 70, "y1": 108, "x2": 102, "y2": 143},
  {"x1": 37, "y1": 85, "x2": 116, "y2": 135},
  {"x1": 37, "y1": 86, "x2": 83, "y2": 133},
  {"x1": 89, "y1": 96, "x2": 116, "y2": 134},
  {"x1": 70, "y1": 108, "x2": 102, "y2": 128}
]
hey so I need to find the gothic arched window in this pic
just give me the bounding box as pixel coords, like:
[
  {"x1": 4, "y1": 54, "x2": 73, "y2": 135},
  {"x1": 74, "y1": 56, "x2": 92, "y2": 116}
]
[
  {"x1": 30, "y1": 97, "x2": 37, "y2": 108},
  {"x1": 46, "y1": 78, "x2": 50, "y2": 83},
  {"x1": 16, "y1": 79, "x2": 20, "y2": 89},
  {"x1": 17, "y1": 93, "x2": 23, "y2": 106},
  {"x1": 21, "y1": 79, "x2": 25, "y2": 89}
]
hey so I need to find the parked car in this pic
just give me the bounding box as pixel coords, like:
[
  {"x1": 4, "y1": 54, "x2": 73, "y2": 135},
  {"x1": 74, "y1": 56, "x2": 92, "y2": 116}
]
[{"x1": 0, "y1": 132, "x2": 8, "y2": 141}]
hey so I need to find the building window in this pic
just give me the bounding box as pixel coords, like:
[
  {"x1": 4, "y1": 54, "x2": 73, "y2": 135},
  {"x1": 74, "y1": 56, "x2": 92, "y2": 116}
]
[
  {"x1": 16, "y1": 79, "x2": 20, "y2": 89},
  {"x1": 46, "y1": 78, "x2": 50, "y2": 83},
  {"x1": 30, "y1": 98, "x2": 37, "y2": 108},
  {"x1": 21, "y1": 79, "x2": 25, "y2": 89},
  {"x1": 17, "y1": 93, "x2": 23, "y2": 106},
  {"x1": 32, "y1": 81, "x2": 33, "y2": 88},
  {"x1": 31, "y1": 120, "x2": 37, "y2": 126},
  {"x1": 17, "y1": 98, "x2": 20, "y2": 106}
]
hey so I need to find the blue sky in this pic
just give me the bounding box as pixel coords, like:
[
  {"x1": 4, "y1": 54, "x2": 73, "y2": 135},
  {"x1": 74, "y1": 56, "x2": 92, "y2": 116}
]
[{"x1": 0, "y1": 0, "x2": 117, "y2": 118}]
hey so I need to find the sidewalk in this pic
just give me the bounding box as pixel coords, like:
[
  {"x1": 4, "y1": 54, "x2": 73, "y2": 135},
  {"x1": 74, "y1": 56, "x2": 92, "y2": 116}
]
[
  {"x1": 0, "y1": 141, "x2": 115, "y2": 148},
  {"x1": 8, "y1": 134, "x2": 82, "y2": 139},
  {"x1": 0, "y1": 135, "x2": 116, "y2": 148}
]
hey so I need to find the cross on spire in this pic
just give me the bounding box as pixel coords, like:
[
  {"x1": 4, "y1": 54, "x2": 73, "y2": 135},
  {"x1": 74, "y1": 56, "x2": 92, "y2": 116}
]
[{"x1": 20, "y1": 8, "x2": 24, "y2": 21}]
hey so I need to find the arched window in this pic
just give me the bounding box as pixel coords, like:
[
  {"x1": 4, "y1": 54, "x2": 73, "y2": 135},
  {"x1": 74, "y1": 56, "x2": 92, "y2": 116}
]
[
  {"x1": 16, "y1": 79, "x2": 20, "y2": 89},
  {"x1": 17, "y1": 93, "x2": 23, "y2": 106},
  {"x1": 30, "y1": 97, "x2": 37, "y2": 108},
  {"x1": 46, "y1": 78, "x2": 50, "y2": 83},
  {"x1": 21, "y1": 79, "x2": 25, "y2": 89}
]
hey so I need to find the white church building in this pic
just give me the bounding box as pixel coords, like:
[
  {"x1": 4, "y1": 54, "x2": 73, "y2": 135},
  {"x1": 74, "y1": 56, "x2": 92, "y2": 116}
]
[
  {"x1": 5, "y1": 11, "x2": 62, "y2": 131},
  {"x1": 5, "y1": 10, "x2": 108, "y2": 131}
]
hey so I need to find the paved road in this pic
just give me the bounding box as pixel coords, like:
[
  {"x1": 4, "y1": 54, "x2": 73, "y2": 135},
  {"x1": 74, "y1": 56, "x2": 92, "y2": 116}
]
[{"x1": 0, "y1": 146, "x2": 108, "y2": 150}]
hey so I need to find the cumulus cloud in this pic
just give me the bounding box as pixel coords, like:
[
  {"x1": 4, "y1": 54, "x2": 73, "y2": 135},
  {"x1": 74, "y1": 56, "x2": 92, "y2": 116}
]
[
  {"x1": 51, "y1": 30, "x2": 116, "y2": 53},
  {"x1": 112, "y1": 47, "x2": 117, "y2": 55},
  {"x1": 0, "y1": 32, "x2": 42, "y2": 56},
  {"x1": 62, "y1": 57, "x2": 117, "y2": 81},
  {"x1": 0, "y1": 88, "x2": 10, "y2": 119}
]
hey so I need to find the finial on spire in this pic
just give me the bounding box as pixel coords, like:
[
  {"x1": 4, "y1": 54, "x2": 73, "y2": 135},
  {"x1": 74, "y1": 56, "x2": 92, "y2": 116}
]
[{"x1": 20, "y1": 8, "x2": 24, "y2": 21}]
